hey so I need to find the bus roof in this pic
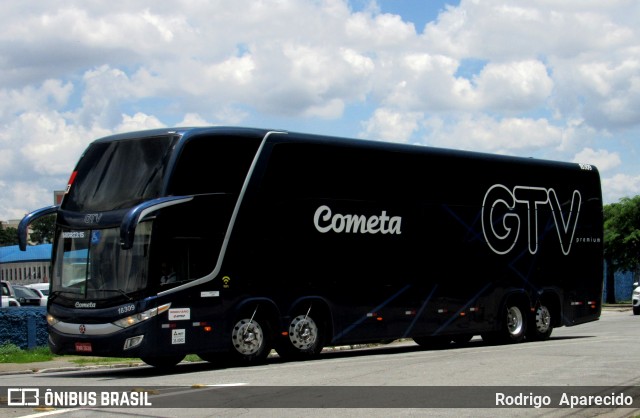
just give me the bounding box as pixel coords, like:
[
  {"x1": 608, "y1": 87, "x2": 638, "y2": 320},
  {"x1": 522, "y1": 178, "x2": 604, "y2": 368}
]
[{"x1": 89, "y1": 126, "x2": 597, "y2": 174}]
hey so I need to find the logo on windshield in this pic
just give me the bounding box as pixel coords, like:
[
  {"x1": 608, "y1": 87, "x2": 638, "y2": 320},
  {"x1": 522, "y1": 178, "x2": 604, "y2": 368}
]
[
  {"x1": 62, "y1": 231, "x2": 85, "y2": 239},
  {"x1": 84, "y1": 213, "x2": 103, "y2": 224}
]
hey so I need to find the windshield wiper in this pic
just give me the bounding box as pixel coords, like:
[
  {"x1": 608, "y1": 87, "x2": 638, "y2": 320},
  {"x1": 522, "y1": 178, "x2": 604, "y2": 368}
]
[{"x1": 48, "y1": 290, "x2": 82, "y2": 302}]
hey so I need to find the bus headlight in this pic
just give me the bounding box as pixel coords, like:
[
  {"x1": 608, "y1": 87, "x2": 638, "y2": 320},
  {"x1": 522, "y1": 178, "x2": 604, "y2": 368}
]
[
  {"x1": 112, "y1": 303, "x2": 171, "y2": 329},
  {"x1": 47, "y1": 314, "x2": 59, "y2": 326}
]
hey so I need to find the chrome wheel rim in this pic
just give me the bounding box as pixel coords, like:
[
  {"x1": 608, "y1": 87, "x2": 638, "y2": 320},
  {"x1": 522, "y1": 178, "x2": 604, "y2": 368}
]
[
  {"x1": 507, "y1": 306, "x2": 524, "y2": 336},
  {"x1": 535, "y1": 306, "x2": 551, "y2": 334},
  {"x1": 232, "y1": 319, "x2": 264, "y2": 355},
  {"x1": 289, "y1": 315, "x2": 318, "y2": 350}
]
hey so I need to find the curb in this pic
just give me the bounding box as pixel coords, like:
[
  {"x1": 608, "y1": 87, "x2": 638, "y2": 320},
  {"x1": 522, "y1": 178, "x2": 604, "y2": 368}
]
[{"x1": 0, "y1": 362, "x2": 146, "y2": 376}]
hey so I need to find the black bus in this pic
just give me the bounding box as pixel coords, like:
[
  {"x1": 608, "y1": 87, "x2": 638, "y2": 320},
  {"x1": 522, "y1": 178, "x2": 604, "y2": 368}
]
[{"x1": 19, "y1": 127, "x2": 603, "y2": 368}]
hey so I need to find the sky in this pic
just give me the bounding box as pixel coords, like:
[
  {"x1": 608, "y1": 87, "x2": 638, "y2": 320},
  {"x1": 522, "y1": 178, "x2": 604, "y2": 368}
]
[{"x1": 1, "y1": 0, "x2": 640, "y2": 221}]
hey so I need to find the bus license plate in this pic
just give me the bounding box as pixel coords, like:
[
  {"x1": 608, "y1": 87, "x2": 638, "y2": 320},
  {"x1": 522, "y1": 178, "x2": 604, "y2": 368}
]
[{"x1": 75, "y1": 342, "x2": 92, "y2": 353}]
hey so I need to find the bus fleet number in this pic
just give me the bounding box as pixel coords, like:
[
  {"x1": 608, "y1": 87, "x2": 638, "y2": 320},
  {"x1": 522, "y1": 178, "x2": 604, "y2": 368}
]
[{"x1": 117, "y1": 304, "x2": 136, "y2": 315}]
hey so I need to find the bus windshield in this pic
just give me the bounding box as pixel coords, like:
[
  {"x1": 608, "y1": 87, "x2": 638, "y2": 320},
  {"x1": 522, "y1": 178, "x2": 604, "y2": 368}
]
[
  {"x1": 52, "y1": 222, "x2": 152, "y2": 300},
  {"x1": 63, "y1": 135, "x2": 176, "y2": 212}
]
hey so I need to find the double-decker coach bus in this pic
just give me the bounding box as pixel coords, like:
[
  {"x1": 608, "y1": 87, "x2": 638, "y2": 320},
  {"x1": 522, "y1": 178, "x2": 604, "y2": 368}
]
[{"x1": 19, "y1": 127, "x2": 603, "y2": 368}]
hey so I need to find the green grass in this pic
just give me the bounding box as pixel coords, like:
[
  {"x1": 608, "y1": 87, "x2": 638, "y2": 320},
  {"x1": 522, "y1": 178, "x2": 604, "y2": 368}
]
[
  {"x1": 68, "y1": 355, "x2": 200, "y2": 365},
  {"x1": 68, "y1": 356, "x2": 140, "y2": 365},
  {"x1": 0, "y1": 343, "x2": 202, "y2": 365},
  {"x1": 0, "y1": 343, "x2": 55, "y2": 363}
]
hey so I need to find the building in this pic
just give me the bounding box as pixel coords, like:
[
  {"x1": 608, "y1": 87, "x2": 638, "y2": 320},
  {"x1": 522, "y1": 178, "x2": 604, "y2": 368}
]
[
  {"x1": 0, "y1": 244, "x2": 52, "y2": 284},
  {"x1": 1, "y1": 219, "x2": 20, "y2": 230},
  {"x1": 0, "y1": 190, "x2": 63, "y2": 284}
]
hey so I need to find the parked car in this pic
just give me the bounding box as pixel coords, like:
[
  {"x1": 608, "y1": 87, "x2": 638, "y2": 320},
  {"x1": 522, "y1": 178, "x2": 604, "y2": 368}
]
[
  {"x1": 25, "y1": 283, "x2": 50, "y2": 297},
  {"x1": 25, "y1": 283, "x2": 49, "y2": 306},
  {"x1": 1, "y1": 295, "x2": 20, "y2": 307},
  {"x1": 12, "y1": 285, "x2": 43, "y2": 306},
  {"x1": 1, "y1": 280, "x2": 14, "y2": 298},
  {"x1": 27, "y1": 287, "x2": 48, "y2": 306}
]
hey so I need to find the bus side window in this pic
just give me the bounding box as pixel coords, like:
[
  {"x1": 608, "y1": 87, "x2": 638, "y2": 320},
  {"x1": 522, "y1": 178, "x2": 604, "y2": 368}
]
[
  {"x1": 159, "y1": 262, "x2": 177, "y2": 285},
  {"x1": 156, "y1": 239, "x2": 209, "y2": 286}
]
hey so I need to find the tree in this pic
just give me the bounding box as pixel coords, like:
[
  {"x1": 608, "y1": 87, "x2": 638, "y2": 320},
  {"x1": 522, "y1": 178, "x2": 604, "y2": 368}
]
[
  {"x1": 603, "y1": 195, "x2": 640, "y2": 303},
  {"x1": 0, "y1": 226, "x2": 18, "y2": 246},
  {"x1": 29, "y1": 214, "x2": 56, "y2": 244}
]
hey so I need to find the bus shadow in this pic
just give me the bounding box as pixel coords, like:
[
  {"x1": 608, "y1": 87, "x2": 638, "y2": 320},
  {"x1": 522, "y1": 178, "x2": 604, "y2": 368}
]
[{"x1": 40, "y1": 335, "x2": 595, "y2": 379}]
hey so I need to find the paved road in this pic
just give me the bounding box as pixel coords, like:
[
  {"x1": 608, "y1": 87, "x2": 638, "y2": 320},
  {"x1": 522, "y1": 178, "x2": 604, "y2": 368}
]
[{"x1": 1, "y1": 308, "x2": 639, "y2": 417}]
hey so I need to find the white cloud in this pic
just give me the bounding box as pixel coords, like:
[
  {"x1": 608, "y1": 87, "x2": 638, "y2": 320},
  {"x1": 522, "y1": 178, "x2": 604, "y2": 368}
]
[
  {"x1": 177, "y1": 113, "x2": 213, "y2": 127},
  {"x1": 115, "y1": 112, "x2": 165, "y2": 133},
  {"x1": 424, "y1": 1, "x2": 636, "y2": 60},
  {"x1": 1, "y1": 0, "x2": 640, "y2": 218},
  {"x1": 78, "y1": 66, "x2": 134, "y2": 127},
  {"x1": 303, "y1": 99, "x2": 346, "y2": 119},
  {"x1": 474, "y1": 60, "x2": 553, "y2": 111},
  {"x1": 424, "y1": 1, "x2": 640, "y2": 130},
  {"x1": 2, "y1": 111, "x2": 106, "y2": 178},
  {"x1": 210, "y1": 55, "x2": 256, "y2": 86},
  {"x1": 602, "y1": 174, "x2": 640, "y2": 204},
  {"x1": 346, "y1": 10, "x2": 417, "y2": 48},
  {"x1": 0, "y1": 180, "x2": 53, "y2": 220},
  {"x1": 0, "y1": 80, "x2": 73, "y2": 123},
  {"x1": 422, "y1": 115, "x2": 564, "y2": 154},
  {"x1": 360, "y1": 108, "x2": 423, "y2": 142},
  {"x1": 572, "y1": 148, "x2": 622, "y2": 172}
]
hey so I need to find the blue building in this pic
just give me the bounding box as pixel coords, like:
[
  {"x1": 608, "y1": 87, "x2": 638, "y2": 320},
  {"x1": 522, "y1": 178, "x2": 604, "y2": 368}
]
[{"x1": 0, "y1": 244, "x2": 52, "y2": 284}]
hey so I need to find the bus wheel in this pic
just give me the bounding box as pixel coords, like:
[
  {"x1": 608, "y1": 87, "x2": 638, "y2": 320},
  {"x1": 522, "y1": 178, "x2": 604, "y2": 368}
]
[
  {"x1": 527, "y1": 305, "x2": 553, "y2": 341},
  {"x1": 413, "y1": 336, "x2": 451, "y2": 349},
  {"x1": 140, "y1": 355, "x2": 185, "y2": 369},
  {"x1": 276, "y1": 313, "x2": 324, "y2": 359},
  {"x1": 483, "y1": 304, "x2": 527, "y2": 344},
  {"x1": 503, "y1": 304, "x2": 526, "y2": 343},
  {"x1": 230, "y1": 317, "x2": 271, "y2": 363}
]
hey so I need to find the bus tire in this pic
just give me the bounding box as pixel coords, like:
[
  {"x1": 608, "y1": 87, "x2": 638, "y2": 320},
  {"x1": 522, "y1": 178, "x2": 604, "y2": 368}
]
[
  {"x1": 140, "y1": 354, "x2": 185, "y2": 369},
  {"x1": 501, "y1": 304, "x2": 527, "y2": 343},
  {"x1": 483, "y1": 303, "x2": 527, "y2": 344},
  {"x1": 527, "y1": 304, "x2": 553, "y2": 341},
  {"x1": 230, "y1": 316, "x2": 272, "y2": 363},
  {"x1": 276, "y1": 312, "x2": 324, "y2": 359}
]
